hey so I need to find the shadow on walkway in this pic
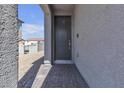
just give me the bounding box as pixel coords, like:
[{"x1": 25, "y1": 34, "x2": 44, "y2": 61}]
[
  {"x1": 41, "y1": 64, "x2": 89, "y2": 88},
  {"x1": 18, "y1": 56, "x2": 44, "y2": 88}
]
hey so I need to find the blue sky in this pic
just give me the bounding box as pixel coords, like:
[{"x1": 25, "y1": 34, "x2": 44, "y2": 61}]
[{"x1": 18, "y1": 4, "x2": 44, "y2": 40}]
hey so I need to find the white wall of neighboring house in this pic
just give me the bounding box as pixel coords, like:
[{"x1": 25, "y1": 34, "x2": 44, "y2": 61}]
[
  {"x1": 19, "y1": 41, "x2": 24, "y2": 54},
  {"x1": 25, "y1": 41, "x2": 32, "y2": 46},
  {"x1": 24, "y1": 40, "x2": 44, "y2": 54},
  {"x1": 29, "y1": 41, "x2": 39, "y2": 53}
]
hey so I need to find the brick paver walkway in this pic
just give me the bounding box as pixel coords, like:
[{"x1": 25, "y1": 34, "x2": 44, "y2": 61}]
[{"x1": 41, "y1": 64, "x2": 89, "y2": 88}]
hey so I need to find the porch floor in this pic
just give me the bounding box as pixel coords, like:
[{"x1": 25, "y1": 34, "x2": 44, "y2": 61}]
[
  {"x1": 32, "y1": 64, "x2": 88, "y2": 88},
  {"x1": 18, "y1": 53, "x2": 88, "y2": 88},
  {"x1": 41, "y1": 64, "x2": 89, "y2": 88}
]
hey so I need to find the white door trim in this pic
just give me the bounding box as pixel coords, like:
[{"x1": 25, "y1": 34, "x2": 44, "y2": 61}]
[{"x1": 54, "y1": 60, "x2": 73, "y2": 64}]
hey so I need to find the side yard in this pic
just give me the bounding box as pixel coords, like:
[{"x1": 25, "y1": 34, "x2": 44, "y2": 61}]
[{"x1": 18, "y1": 51, "x2": 44, "y2": 87}]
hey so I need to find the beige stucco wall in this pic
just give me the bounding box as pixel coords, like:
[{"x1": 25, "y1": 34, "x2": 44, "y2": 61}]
[{"x1": 73, "y1": 5, "x2": 124, "y2": 88}]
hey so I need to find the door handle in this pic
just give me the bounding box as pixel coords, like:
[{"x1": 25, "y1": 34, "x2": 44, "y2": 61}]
[
  {"x1": 68, "y1": 40, "x2": 71, "y2": 50},
  {"x1": 69, "y1": 40, "x2": 71, "y2": 46}
]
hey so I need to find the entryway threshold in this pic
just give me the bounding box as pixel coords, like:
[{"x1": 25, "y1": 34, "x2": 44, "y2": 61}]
[{"x1": 54, "y1": 60, "x2": 73, "y2": 64}]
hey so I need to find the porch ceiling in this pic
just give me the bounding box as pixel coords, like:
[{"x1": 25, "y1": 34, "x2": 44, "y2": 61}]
[{"x1": 51, "y1": 4, "x2": 74, "y2": 12}]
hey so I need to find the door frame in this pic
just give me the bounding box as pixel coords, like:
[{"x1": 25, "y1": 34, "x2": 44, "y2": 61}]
[{"x1": 52, "y1": 15, "x2": 73, "y2": 64}]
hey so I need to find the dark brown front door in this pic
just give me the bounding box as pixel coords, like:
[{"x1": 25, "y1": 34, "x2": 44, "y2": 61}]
[{"x1": 54, "y1": 16, "x2": 71, "y2": 60}]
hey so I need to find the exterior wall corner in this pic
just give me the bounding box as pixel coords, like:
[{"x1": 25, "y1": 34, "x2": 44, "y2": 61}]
[{"x1": 0, "y1": 4, "x2": 18, "y2": 88}]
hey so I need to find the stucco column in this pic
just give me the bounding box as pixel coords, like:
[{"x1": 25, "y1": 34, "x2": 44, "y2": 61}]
[
  {"x1": 44, "y1": 12, "x2": 52, "y2": 64},
  {"x1": 41, "y1": 5, "x2": 52, "y2": 64},
  {"x1": 0, "y1": 5, "x2": 18, "y2": 87}
]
